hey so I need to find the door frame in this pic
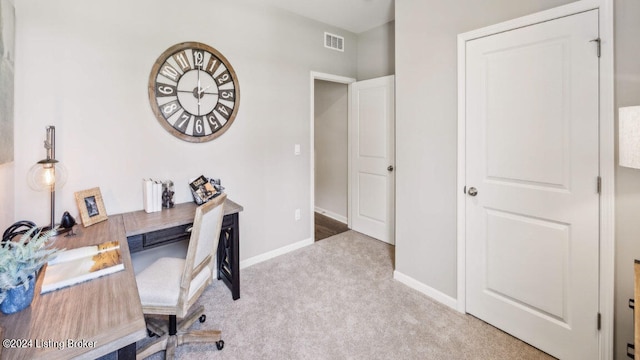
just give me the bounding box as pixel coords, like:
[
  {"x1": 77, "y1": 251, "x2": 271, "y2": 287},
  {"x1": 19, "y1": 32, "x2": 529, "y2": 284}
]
[
  {"x1": 309, "y1": 72, "x2": 356, "y2": 240},
  {"x1": 456, "y1": 0, "x2": 615, "y2": 358}
]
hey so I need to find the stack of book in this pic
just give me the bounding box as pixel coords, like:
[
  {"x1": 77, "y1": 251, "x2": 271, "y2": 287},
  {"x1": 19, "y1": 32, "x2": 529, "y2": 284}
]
[
  {"x1": 189, "y1": 175, "x2": 223, "y2": 205},
  {"x1": 143, "y1": 179, "x2": 163, "y2": 213}
]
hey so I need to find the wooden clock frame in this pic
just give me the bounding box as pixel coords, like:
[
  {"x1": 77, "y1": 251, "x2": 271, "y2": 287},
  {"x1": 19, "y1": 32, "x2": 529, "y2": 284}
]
[{"x1": 148, "y1": 42, "x2": 240, "y2": 143}]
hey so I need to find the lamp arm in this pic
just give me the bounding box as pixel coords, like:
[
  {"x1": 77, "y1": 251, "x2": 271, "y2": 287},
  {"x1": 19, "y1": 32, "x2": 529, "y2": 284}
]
[{"x1": 45, "y1": 126, "x2": 56, "y2": 161}]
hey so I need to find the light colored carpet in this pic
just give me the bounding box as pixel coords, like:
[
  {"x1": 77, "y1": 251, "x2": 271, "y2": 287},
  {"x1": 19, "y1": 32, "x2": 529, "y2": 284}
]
[{"x1": 138, "y1": 230, "x2": 555, "y2": 360}]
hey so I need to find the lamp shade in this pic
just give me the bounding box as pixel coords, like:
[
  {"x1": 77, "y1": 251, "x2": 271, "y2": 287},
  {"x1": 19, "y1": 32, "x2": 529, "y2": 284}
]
[
  {"x1": 619, "y1": 106, "x2": 640, "y2": 169},
  {"x1": 27, "y1": 159, "x2": 68, "y2": 192}
]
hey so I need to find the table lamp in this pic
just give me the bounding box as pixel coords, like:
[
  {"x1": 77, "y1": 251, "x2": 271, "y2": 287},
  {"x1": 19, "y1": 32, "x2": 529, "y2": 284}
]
[
  {"x1": 620, "y1": 106, "x2": 640, "y2": 169},
  {"x1": 27, "y1": 126, "x2": 70, "y2": 235}
]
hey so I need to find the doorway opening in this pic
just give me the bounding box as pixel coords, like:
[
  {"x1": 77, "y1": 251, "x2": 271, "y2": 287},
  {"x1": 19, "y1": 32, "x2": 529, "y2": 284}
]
[{"x1": 310, "y1": 72, "x2": 355, "y2": 241}]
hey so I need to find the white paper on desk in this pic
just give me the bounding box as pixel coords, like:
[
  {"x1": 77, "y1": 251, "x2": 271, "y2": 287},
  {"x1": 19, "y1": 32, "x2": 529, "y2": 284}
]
[
  {"x1": 48, "y1": 242, "x2": 120, "y2": 265},
  {"x1": 41, "y1": 242, "x2": 124, "y2": 294}
]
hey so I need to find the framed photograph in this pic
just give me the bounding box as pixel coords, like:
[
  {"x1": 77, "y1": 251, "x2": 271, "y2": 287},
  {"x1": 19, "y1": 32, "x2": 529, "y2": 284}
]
[{"x1": 74, "y1": 187, "x2": 108, "y2": 227}]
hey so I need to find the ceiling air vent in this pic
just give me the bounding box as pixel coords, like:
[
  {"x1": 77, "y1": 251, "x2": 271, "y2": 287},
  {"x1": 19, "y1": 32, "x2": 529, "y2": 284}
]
[{"x1": 324, "y1": 32, "x2": 344, "y2": 52}]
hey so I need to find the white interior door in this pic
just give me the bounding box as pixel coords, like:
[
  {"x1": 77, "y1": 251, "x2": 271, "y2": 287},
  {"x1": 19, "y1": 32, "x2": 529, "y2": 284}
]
[
  {"x1": 350, "y1": 75, "x2": 395, "y2": 244},
  {"x1": 465, "y1": 10, "x2": 599, "y2": 360}
]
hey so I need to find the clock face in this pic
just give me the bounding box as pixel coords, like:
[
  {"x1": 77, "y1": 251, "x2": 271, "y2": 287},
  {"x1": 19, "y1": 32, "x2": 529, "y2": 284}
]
[{"x1": 148, "y1": 42, "x2": 240, "y2": 142}]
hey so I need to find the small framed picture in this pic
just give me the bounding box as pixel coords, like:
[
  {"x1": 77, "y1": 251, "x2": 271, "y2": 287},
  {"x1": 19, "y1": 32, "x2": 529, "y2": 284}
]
[{"x1": 74, "y1": 187, "x2": 108, "y2": 227}]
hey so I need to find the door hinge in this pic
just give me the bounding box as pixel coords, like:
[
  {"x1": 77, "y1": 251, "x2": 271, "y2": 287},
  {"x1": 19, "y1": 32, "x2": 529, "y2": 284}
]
[
  {"x1": 597, "y1": 176, "x2": 602, "y2": 194},
  {"x1": 590, "y1": 38, "x2": 601, "y2": 58},
  {"x1": 597, "y1": 312, "x2": 601, "y2": 330}
]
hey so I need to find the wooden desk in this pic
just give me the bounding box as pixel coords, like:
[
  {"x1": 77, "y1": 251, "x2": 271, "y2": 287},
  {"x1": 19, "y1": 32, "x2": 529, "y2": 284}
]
[
  {"x1": 0, "y1": 198, "x2": 242, "y2": 360},
  {"x1": 122, "y1": 199, "x2": 243, "y2": 300},
  {"x1": 0, "y1": 216, "x2": 147, "y2": 360}
]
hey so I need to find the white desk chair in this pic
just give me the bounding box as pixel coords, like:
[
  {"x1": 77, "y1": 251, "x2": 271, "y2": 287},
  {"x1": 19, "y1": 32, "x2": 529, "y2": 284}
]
[{"x1": 135, "y1": 193, "x2": 227, "y2": 359}]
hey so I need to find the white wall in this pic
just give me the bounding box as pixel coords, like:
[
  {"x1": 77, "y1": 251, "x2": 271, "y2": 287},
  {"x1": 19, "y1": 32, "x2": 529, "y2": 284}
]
[
  {"x1": 396, "y1": 0, "x2": 640, "y2": 357},
  {"x1": 357, "y1": 21, "x2": 394, "y2": 81},
  {"x1": 12, "y1": 0, "x2": 357, "y2": 261},
  {"x1": 614, "y1": 0, "x2": 640, "y2": 356},
  {"x1": 314, "y1": 18, "x2": 393, "y2": 222},
  {"x1": 0, "y1": 162, "x2": 13, "y2": 230},
  {"x1": 12, "y1": 0, "x2": 640, "y2": 356},
  {"x1": 395, "y1": 0, "x2": 573, "y2": 300},
  {"x1": 314, "y1": 80, "x2": 348, "y2": 221},
  {"x1": 0, "y1": 0, "x2": 15, "y2": 232}
]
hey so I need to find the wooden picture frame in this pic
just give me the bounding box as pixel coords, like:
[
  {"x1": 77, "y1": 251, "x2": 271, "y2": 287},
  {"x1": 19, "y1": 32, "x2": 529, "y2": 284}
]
[{"x1": 75, "y1": 187, "x2": 108, "y2": 227}]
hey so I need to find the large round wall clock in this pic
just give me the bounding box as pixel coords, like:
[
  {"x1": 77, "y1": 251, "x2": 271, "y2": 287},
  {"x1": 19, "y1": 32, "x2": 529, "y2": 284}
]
[{"x1": 148, "y1": 41, "x2": 240, "y2": 142}]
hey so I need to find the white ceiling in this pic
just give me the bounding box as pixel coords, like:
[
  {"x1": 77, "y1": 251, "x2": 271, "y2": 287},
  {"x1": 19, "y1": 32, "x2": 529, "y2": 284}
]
[{"x1": 259, "y1": 0, "x2": 395, "y2": 34}]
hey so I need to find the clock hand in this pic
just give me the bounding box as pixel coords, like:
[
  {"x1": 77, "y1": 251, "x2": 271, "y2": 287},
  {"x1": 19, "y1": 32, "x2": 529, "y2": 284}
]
[
  {"x1": 197, "y1": 66, "x2": 201, "y2": 92},
  {"x1": 196, "y1": 69, "x2": 202, "y2": 108},
  {"x1": 198, "y1": 85, "x2": 212, "y2": 95}
]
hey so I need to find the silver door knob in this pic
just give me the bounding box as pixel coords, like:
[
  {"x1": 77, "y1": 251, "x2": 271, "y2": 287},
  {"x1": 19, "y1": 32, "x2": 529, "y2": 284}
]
[
  {"x1": 387, "y1": 165, "x2": 394, "y2": 172},
  {"x1": 467, "y1": 187, "x2": 478, "y2": 196}
]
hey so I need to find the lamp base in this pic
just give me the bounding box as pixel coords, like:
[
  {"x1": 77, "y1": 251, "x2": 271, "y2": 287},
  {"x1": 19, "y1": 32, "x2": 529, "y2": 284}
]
[{"x1": 42, "y1": 224, "x2": 74, "y2": 237}]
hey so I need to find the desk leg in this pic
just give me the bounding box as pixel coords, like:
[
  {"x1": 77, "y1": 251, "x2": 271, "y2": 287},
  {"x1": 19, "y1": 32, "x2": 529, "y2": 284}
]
[
  {"x1": 230, "y1": 214, "x2": 240, "y2": 300},
  {"x1": 217, "y1": 213, "x2": 240, "y2": 300},
  {"x1": 117, "y1": 342, "x2": 136, "y2": 360}
]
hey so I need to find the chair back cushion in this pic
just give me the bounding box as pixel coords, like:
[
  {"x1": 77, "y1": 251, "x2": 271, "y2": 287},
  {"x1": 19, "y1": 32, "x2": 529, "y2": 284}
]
[{"x1": 178, "y1": 193, "x2": 226, "y2": 313}]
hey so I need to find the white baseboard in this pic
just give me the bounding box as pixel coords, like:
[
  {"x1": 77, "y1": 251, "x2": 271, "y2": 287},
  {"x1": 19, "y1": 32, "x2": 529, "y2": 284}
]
[
  {"x1": 240, "y1": 237, "x2": 314, "y2": 269},
  {"x1": 393, "y1": 270, "x2": 459, "y2": 311},
  {"x1": 314, "y1": 207, "x2": 348, "y2": 224}
]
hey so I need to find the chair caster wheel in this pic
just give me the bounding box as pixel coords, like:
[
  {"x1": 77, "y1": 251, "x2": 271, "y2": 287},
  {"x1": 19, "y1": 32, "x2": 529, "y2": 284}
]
[
  {"x1": 199, "y1": 314, "x2": 206, "y2": 323},
  {"x1": 216, "y1": 340, "x2": 224, "y2": 350}
]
